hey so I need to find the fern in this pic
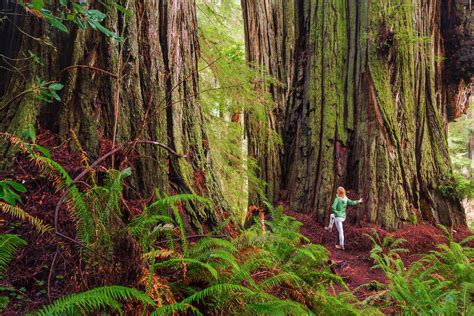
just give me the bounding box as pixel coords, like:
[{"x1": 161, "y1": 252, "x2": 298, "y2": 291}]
[
  {"x1": 0, "y1": 234, "x2": 26, "y2": 276},
  {"x1": 101, "y1": 168, "x2": 131, "y2": 223},
  {"x1": 258, "y1": 271, "x2": 307, "y2": 291},
  {"x1": 171, "y1": 205, "x2": 188, "y2": 255},
  {"x1": 154, "y1": 258, "x2": 219, "y2": 281},
  {"x1": 150, "y1": 302, "x2": 203, "y2": 316},
  {"x1": 180, "y1": 283, "x2": 255, "y2": 304},
  {"x1": 0, "y1": 202, "x2": 52, "y2": 235},
  {"x1": 208, "y1": 250, "x2": 240, "y2": 271},
  {"x1": 244, "y1": 299, "x2": 313, "y2": 316},
  {"x1": 145, "y1": 194, "x2": 211, "y2": 214},
  {"x1": 188, "y1": 237, "x2": 237, "y2": 257},
  {"x1": 35, "y1": 285, "x2": 155, "y2": 315},
  {"x1": 31, "y1": 154, "x2": 93, "y2": 244}
]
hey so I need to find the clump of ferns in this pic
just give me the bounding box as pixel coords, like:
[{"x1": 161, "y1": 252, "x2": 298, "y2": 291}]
[
  {"x1": 150, "y1": 201, "x2": 369, "y2": 315},
  {"x1": 2, "y1": 132, "x2": 131, "y2": 256},
  {"x1": 365, "y1": 227, "x2": 473, "y2": 315},
  {"x1": 0, "y1": 234, "x2": 26, "y2": 313}
]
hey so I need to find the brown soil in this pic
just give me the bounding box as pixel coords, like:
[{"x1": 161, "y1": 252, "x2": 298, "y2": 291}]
[{"x1": 285, "y1": 209, "x2": 473, "y2": 303}]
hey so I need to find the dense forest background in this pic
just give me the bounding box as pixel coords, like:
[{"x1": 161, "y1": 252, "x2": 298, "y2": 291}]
[{"x1": 0, "y1": 0, "x2": 472, "y2": 315}]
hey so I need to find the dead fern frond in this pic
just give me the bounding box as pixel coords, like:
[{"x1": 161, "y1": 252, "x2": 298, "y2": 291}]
[
  {"x1": 0, "y1": 202, "x2": 53, "y2": 234},
  {"x1": 70, "y1": 129, "x2": 96, "y2": 186}
]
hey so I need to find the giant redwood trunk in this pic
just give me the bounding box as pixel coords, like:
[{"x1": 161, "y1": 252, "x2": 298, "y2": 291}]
[
  {"x1": 241, "y1": 0, "x2": 292, "y2": 203},
  {"x1": 242, "y1": 0, "x2": 467, "y2": 230},
  {"x1": 0, "y1": 0, "x2": 225, "y2": 232}
]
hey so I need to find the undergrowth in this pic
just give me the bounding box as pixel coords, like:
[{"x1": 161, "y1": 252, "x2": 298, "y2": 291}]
[
  {"x1": 0, "y1": 137, "x2": 472, "y2": 315},
  {"x1": 365, "y1": 227, "x2": 474, "y2": 315}
]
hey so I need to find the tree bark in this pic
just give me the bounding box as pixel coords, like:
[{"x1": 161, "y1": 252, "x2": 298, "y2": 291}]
[
  {"x1": 241, "y1": 0, "x2": 294, "y2": 203},
  {"x1": 0, "y1": 0, "x2": 225, "y2": 232},
  {"x1": 242, "y1": 0, "x2": 467, "y2": 230}
]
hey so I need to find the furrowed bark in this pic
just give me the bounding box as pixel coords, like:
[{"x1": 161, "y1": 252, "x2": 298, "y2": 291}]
[
  {"x1": 242, "y1": 0, "x2": 467, "y2": 230},
  {"x1": 0, "y1": 0, "x2": 226, "y2": 231}
]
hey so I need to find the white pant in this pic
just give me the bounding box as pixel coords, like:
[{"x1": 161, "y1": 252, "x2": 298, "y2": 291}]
[{"x1": 328, "y1": 214, "x2": 345, "y2": 247}]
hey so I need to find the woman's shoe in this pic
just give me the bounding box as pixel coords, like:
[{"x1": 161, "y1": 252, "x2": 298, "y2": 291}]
[
  {"x1": 335, "y1": 245, "x2": 345, "y2": 250},
  {"x1": 324, "y1": 226, "x2": 332, "y2": 232}
]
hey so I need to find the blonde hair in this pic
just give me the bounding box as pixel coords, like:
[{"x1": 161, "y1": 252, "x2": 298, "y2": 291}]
[{"x1": 337, "y1": 187, "x2": 346, "y2": 198}]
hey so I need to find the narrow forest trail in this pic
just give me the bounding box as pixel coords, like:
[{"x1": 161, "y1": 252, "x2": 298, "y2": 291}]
[
  {"x1": 284, "y1": 209, "x2": 474, "y2": 301},
  {"x1": 285, "y1": 210, "x2": 387, "y2": 300}
]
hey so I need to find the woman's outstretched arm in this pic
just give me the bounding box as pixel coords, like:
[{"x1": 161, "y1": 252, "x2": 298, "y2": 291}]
[{"x1": 347, "y1": 197, "x2": 363, "y2": 206}]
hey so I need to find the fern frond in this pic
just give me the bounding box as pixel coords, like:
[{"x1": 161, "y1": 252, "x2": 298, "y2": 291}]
[
  {"x1": 0, "y1": 234, "x2": 26, "y2": 276},
  {"x1": 244, "y1": 298, "x2": 313, "y2": 316},
  {"x1": 35, "y1": 285, "x2": 155, "y2": 316},
  {"x1": 70, "y1": 129, "x2": 96, "y2": 186},
  {"x1": 188, "y1": 237, "x2": 237, "y2": 257},
  {"x1": 154, "y1": 258, "x2": 219, "y2": 280},
  {"x1": 181, "y1": 283, "x2": 255, "y2": 305},
  {"x1": 143, "y1": 249, "x2": 179, "y2": 261},
  {"x1": 0, "y1": 202, "x2": 52, "y2": 234},
  {"x1": 145, "y1": 194, "x2": 211, "y2": 214},
  {"x1": 258, "y1": 272, "x2": 307, "y2": 291},
  {"x1": 30, "y1": 154, "x2": 93, "y2": 244},
  {"x1": 459, "y1": 234, "x2": 474, "y2": 245},
  {"x1": 171, "y1": 206, "x2": 188, "y2": 254},
  {"x1": 150, "y1": 302, "x2": 203, "y2": 316},
  {"x1": 101, "y1": 168, "x2": 131, "y2": 224},
  {"x1": 209, "y1": 250, "x2": 240, "y2": 271},
  {"x1": 232, "y1": 229, "x2": 262, "y2": 250}
]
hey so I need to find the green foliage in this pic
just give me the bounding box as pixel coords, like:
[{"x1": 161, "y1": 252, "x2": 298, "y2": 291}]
[
  {"x1": 0, "y1": 234, "x2": 26, "y2": 314},
  {"x1": 439, "y1": 172, "x2": 474, "y2": 200},
  {"x1": 34, "y1": 285, "x2": 154, "y2": 316},
  {"x1": 366, "y1": 228, "x2": 474, "y2": 315},
  {"x1": 0, "y1": 174, "x2": 52, "y2": 235},
  {"x1": 196, "y1": 0, "x2": 273, "y2": 221},
  {"x1": 446, "y1": 104, "x2": 473, "y2": 201},
  {"x1": 0, "y1": 180, "x2": 26, "y2": 206},
  {"x1": 32, "y1": 77, "x2": 64, "y2": 103},
  {"x1": 0, "y1": 234, "x2": 26, "y2": 277},
  {"x1": 5, "y1": 131, "x2": 129, "y2": 248},
  {"x1": 147, "y1": 201, "x2": 375, "y2": 315},
  {"x1": 22, "y1": 0, "x2": 123, "y2": 41}
]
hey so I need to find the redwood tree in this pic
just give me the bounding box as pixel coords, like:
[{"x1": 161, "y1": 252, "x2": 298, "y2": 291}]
[
  {"x1": 242, "y1": 0, "x2": 467, "y2": 230},
  {"x1": 0, "y1": 0, "x2": 226, "y2": 232}
]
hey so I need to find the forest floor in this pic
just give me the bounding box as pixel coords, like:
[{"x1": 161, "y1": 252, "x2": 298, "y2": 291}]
[
  {"x1": 1, "y1": 131, "x2": 473, "y2": 314},
  {"x1": 284, "y1": 209, "x2": 474, "y2": 303}
]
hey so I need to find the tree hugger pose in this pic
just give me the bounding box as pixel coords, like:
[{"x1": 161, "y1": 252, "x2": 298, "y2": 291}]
[{"x1": 324, "y1": 187, "x2": 362, "y2": 250}]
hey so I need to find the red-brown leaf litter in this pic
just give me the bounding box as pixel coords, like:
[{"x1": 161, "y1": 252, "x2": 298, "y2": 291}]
[{"x1": 285, "y1": 208, "x2": 473, "y2": 302}]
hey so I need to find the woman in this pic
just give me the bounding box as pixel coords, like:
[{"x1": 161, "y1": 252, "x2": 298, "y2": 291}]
[{"x1": 324, "y1": 187, "x2": 362, "y2": 250}]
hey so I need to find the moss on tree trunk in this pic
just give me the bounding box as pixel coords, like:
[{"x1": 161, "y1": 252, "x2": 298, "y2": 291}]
[
  {"x1": 0, "y1": 0, "x2": 226, "y2": 232},
  {"x1": 242, "y1": 0, "x2": 466, "y2": 230}
]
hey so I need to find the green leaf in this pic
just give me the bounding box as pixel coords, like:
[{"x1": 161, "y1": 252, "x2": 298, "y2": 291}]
[
  {"x1": 32, "y1": 145, "x2": 52, "y2": 159},
  {"x1": 20, "y1": 125, "x2": 36, "y2": 142},
  {"x1": 42, "y1": 12, "x2": 69, "y2": 33},
  {"x1": 4, "y1": 181, "x2": 26, "y2": 193},
  {"x1": 48, "y1": 83, "x2": 64, "y2": 91},
  {"x1": 86, "y1": 9, "x2": 107, "y2": 22},
  {"x1": 2, "y1": 193, "x2": 16, "y2": 206},
  {"x1": 49, "y1": 91, "x2": 61, "y2": 101},
  {"x1": 59, "y1": 0, "x2": 68, "y2": 6},
  {"x1": 31, "y1": 0, "x2": 45, "y2": 11},
  {"x1": 110, "y1": 2, "x2": 131, "y2": 17},
  {"x1": 121, "y1": 167, "x2": 132, "y2": 178}
]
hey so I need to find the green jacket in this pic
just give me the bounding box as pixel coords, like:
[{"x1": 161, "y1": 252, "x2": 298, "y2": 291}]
[{"x1": 332, "y1": 196, "x2": 360, "y2": 218}]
